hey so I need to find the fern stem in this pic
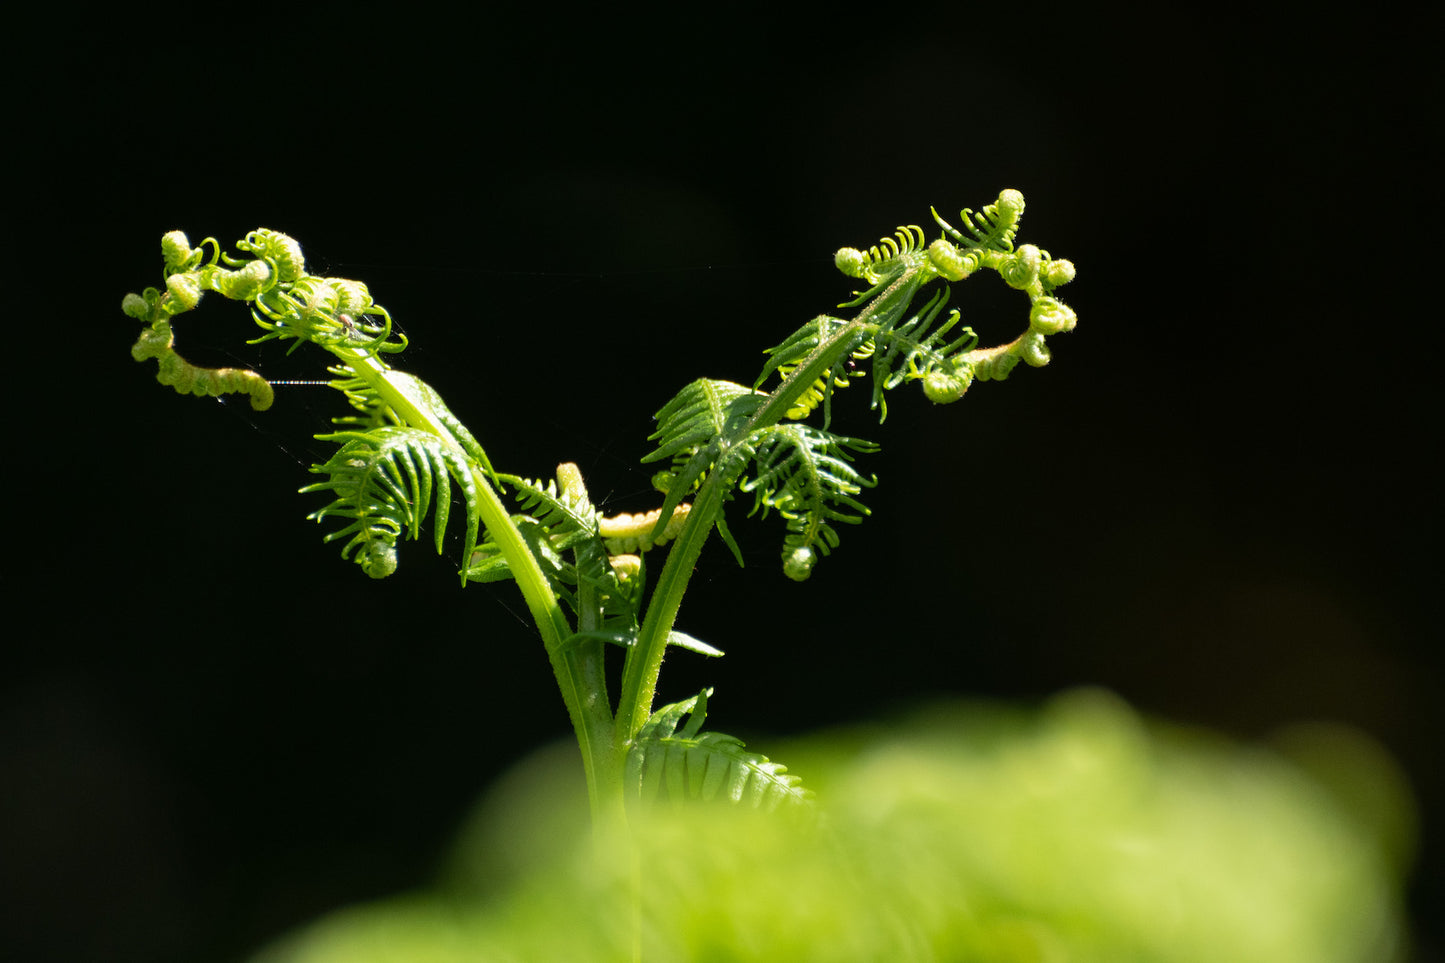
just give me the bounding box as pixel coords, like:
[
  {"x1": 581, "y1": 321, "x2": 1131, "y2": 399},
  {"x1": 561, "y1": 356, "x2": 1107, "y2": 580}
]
[
  {"x1": 335, "y1": 347, "x2": 621, "y2": 820},
  {"x1": 616, "y1": 467, "x2": 732, "y2": 740},
  {"x1": 615, "y1": 268, "x2": 928, "y2": 740}
]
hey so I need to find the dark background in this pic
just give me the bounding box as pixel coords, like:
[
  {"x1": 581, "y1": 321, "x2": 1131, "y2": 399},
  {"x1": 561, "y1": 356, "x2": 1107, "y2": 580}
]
[{"x1": 5, "y1": 8, "x2": 1438, "y2": 961}]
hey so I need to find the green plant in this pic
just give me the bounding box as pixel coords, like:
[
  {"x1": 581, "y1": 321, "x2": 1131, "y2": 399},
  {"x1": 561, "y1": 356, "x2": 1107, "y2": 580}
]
[{"x1": 122, "y1": 189, "x2": 1077, "y2": 829}]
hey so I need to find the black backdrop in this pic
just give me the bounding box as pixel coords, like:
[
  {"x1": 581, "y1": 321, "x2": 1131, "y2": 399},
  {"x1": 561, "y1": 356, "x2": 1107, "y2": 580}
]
[{"x1": 6, "y1": 9, "x2": 1439, "y2": 961}]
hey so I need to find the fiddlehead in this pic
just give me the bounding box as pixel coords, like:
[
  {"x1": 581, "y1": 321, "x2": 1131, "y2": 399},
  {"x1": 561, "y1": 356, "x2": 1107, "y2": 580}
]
[
  {"x1": 126, "y1": 228, "x2": 407, "y2": 413},
  {"x1": 127, "y1": 228, "x2": 509, "y2": 584},
  {"x1": 825, "y1": 189, "x2": 1076, "y2": 413},
  {"x1": 646, "y1": 189, "x2": 1075, "y2": 585},
  {"x1": 250, "y1": 275, "x2": 403, "y2": 355}
]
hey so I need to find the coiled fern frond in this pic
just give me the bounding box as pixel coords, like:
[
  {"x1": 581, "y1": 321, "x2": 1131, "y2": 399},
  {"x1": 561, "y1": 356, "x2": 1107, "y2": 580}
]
[
  {"x1": 642, "y1": 377, "x2": 881, "y2": 580},
  {"x1": 301, "y1": 426, "x2": 481, "y2": 579},
  {"x1": 627, "y1": 690, "x2": 808, "y2": 809},
  {"x1": 757, "y1": 290, "x2": 980, "y2": 422},
  {"x1": 640, "y1": 189, "x2": 1076, "y2": 582}
]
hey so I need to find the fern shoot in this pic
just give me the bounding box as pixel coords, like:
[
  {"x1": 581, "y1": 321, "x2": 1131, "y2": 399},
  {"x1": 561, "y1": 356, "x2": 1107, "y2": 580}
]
[{"x1": 122, "y1": 189, "x2": 1076, "y2": 830}]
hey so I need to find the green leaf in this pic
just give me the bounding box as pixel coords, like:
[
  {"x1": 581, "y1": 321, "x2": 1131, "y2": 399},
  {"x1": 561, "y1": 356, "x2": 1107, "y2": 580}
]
[
  {"x1": 627, "y1": 691, "x2": 810, "y2": 810},
  {"x1": 740, "y1": 423, "x2": 878, "y2": 581},
  {"x1": 564, "y1": 628, "x2": 723, "y2": 658},
  {"x1": 301, "y1": 425, "x2": 480, "y2": 578}
]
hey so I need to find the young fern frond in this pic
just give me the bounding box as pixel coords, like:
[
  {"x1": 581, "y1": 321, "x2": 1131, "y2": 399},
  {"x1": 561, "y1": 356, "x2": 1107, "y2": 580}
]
[
  {"x1": 758, "y1": 290, "x2": 981, "y2": 422},
  {"x1": 249, "y1": 275, "x2": 403, "y2": 356},
  {"x1": 770, "y1": 360, "x2": 860, "y2": 422},
  {"x1": 640, "y1": 378, "x2": 768, "y2": 545},
  {"x1": 640, "y1": 189, "x2": 1076, "y2": 589},
  {"x1": 740, "y1": 424, "x2": 879, "y2": 581},
  {"x1": 863, "y1": 288, "x2": 981, "y2": 412},
  {"x1": 301, "y1": 426, "x2": 482, "y2": 579},
  {"x1": 645, "y1": 379, "x2": 769, "y2": 477},
  {"x1": 626, "y1": 690, "x2": 808, "y2": 810}
]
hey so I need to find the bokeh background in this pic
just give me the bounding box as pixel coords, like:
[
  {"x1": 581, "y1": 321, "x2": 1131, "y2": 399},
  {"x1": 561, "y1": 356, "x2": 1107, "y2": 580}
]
[{"x1": 6, "y1": 8, "x2": 1438, "y2": 961}]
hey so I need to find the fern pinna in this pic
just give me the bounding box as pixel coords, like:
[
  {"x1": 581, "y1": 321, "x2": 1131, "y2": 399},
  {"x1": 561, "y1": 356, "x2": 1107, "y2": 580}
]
[{"x1": 123, "y1": 189, "x2": 1075, "y2": 825}]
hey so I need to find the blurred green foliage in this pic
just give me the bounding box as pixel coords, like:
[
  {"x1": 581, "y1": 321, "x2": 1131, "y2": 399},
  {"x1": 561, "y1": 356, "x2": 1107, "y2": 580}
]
[{"x1": 252, "y1": 690, "x2": 1413, "y2": 962}]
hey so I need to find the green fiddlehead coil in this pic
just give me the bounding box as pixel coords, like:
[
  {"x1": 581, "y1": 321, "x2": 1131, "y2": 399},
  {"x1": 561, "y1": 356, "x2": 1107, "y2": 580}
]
[
  {"x1": 124, "y1": 229, "x2": 482, "y2": 582},
  {"x1": 648, "y1": 188, "x2": 1076, "y2": 581}
]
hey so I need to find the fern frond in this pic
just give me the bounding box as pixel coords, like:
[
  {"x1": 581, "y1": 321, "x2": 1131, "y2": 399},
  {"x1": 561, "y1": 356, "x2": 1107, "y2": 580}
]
[
  {"x1": 464, "y1": 467, "x2": 625, "y2": 615},
  {"x1": 641, "y1": 378, "x2": 767, "y2": 535},
  {"x1": 645, "y1": 379, "x2": 768, "y2": 468},
  {"x1": 754, "y1": 315, "x2": 873, "y2": 427},
  {"x1": 503, "y1": 470, "x2": 600, "y2": 552},
  {"x1": 301, "y1": 425, "x2": 480, "y2": 579},
  {"x1": 754, "y1": 314, "x2": 846, "y2": 385},
  {"x1": 627, "y1": 690, "x2": 809, "y2": 810},
  {"x1": 322, "y1": 364, "x2": 398, "y2": 429},
  {"x1": 772, "y1": 361, "x2": 857, "y2": 421},
  {"x1": 464, "y1": 514, "x2": 560, "y2": 585},
  {"x1": 740, "y1": 424, "x2": 878, "y2": 581},
  {"x1": 864, "y1": 288, "x2": 982, "y2": 413}
]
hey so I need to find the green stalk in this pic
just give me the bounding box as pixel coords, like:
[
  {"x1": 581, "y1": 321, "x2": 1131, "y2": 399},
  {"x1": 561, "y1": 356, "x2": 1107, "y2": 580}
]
[
  {"x1": 336, "y1": 347, "x2": 621, "y2": 820},
  {"x1": 615, "y1": 467, "x2": 733, "y2": 740},
  {"x1": 613, "y1": 268, "x2": 927, "y2": 740}
]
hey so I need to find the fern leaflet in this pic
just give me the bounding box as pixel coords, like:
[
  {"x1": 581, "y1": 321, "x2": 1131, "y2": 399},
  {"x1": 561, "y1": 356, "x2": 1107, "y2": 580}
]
[
  {"x1": 640, "y1": 379, "x2": 766, "y2": 553},
  {"x1": 627, "y1": 690, "x2": 808, "y2": 810},
  {"x1": 301, "y1": 426, "x2": 481, "y2": 579},
  {"x1": 932, "y1": 188, "x2": 1026, "y2": 252},
  {"x1": 465, "y1": 469, "x2": 622, "y2": 620},
  {"x1": 739, "y1": 423, "x2": 878, "y2": 580}
]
